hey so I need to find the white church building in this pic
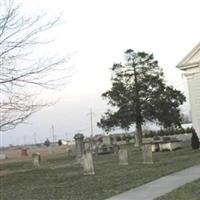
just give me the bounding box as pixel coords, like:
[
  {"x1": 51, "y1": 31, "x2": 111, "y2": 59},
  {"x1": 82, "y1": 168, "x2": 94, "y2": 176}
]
[{"x1": 177, "y1": 42, "x2": 200, "y2": 137}]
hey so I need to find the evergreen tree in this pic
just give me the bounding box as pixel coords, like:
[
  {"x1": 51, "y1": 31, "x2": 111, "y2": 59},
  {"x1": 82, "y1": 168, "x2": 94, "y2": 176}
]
[{"x1": 98, "y1": 50, "x2": 186, "y2": 147}]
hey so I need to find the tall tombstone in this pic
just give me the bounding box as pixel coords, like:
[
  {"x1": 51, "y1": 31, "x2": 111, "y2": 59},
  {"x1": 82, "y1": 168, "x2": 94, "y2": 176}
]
[
  {"x1": 142, "y1": 144, "x2": 153, "y2": 164},
  {"x1": 32, "y1": 152, "x2": 41, "y2": 167},
  {"x1": 82, "y1": 152, "x2": 95, "y2": 175},
  {"x1": 74, "y1": 133, "x2": 84, "y2": 162},
  {"x1": 118, "y1": 149, "x2": 128, "y2": 165}
]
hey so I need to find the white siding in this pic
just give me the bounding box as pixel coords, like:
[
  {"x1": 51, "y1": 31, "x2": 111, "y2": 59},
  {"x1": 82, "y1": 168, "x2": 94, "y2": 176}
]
[
  {"x1": 187, "y1": 70, "x2": 200, "y2": 137},
  {"x1": 177, "y1": 43, "x2": 200, "y2": 137}
]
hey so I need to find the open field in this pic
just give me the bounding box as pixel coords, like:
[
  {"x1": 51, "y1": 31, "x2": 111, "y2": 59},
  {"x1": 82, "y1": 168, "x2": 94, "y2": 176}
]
[
  {"x1": 0, "y1": 145, "x2": 200, "y2": 200},
  {"x1": 0, "y1": 145, "x2": 73, "y2": 164},
  {"x1": 155, "y1": 178, "x2": 200, "y2": 200}
]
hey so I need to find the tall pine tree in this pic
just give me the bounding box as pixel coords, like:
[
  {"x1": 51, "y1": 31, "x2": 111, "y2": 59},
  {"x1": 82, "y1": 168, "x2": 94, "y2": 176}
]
[{"x1": 98, "y1": 50, "x2": 186, "y2": 147}]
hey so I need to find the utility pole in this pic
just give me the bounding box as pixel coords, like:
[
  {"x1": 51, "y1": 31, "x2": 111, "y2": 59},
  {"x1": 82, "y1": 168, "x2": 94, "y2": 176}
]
[
  {"x1": 23, "y1": 135, "x2": 26, "y2": 146},
  {"x1": 52, "y1": 125, "x2": 55, "y2": 145},
  {"x1": 89, "y1": 108, "x2": 95, "y2": 137}
]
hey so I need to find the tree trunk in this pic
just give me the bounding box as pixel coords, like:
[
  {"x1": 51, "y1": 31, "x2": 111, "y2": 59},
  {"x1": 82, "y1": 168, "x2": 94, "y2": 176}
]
[
  {"x1": 133, "y1": 63, "x2": 143, "y2": 148},
  {"x1": 134, "y1": 122, "x2": 143, "y2": 148}
]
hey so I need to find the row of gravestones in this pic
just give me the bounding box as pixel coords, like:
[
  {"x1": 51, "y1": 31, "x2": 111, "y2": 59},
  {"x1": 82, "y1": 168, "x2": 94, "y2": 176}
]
[
  {"x1": 81, "y1": 145, "x2": 153, "y2": 175},
  {"x1": 74, "y1": 133, "x2": 153, "y2": 176},
  {"x1": 31, "y1": 133, "x2": 153, "y2": 173}
]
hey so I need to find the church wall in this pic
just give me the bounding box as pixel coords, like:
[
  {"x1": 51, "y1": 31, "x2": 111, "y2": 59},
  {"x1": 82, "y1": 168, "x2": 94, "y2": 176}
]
[{"x1": 187, "y1": 68, "x2": 200, "y2": 137}]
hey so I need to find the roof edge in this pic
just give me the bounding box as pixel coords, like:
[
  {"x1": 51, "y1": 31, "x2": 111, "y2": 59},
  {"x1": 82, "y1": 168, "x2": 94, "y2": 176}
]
[{"x1": 176, "y1": 42, "x2": 200, "y2": 69}]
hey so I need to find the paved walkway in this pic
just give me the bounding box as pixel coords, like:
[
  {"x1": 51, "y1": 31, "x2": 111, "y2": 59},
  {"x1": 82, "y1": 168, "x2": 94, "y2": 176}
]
[{"x1": 106, "y1": 164, "x2": 200, "y2": 200}]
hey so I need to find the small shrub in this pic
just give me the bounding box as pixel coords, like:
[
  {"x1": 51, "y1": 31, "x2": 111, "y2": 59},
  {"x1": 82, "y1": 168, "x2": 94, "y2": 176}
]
[
  {"x1": 191, "y1": 131, "x2": 200, "y2": 150},
  {"x1": 122, "y1": 134, "x2": 126, "y2": 141},
  {"x1": 58, "y1": 139, "x2": 62, "y2": 146},
  {"x1": 125, "y1": 135, "x2": 132, "y2": 144},
  {"x1": 191, "y1": 127, "x2": 196, "y2": 134},
  {"x1": 179, "y1": 128, "x2": 185, "y2": 134},
  {"x1": 143, "y1": 127, "x2": 195, "y2": 138},
  {"x1": 44, "y1": 139, "x2": 50, "y2": 147},
  {"x1": 148, "y1": 131, "x2": 156, "y2": 138},
  {"x1": 127, "y1": 134, "x2": 132, "y2": 140},
  {"x1": 162, "y1": 136, "x2": 171, "y2": 142},
  {"x1": 153, "y1": 135, "x2": 160, "y2": 141},
  {"x1": 185, "y1": 127, "x2": 193, "y2": 133},
  {"x1": 165, "y1": 130, "x2": 170, "y2": 136},
  {"x1": 116, "y1": 135, "x2": 121, "y2": 142}
]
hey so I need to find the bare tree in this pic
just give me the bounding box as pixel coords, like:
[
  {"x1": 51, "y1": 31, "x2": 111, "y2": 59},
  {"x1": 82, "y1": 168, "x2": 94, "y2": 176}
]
[{"x1": 0, "y1": 0, "x2": 68, "y2": 131}]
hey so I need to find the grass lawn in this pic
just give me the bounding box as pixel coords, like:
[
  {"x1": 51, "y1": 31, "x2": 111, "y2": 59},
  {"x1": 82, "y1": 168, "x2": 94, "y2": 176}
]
[
  {"x1": 0, "y1": 145, "x2": 200, "y2": 200},
  {"x1": 155, "y1": 178, "x2": 200, "y2": 200}
]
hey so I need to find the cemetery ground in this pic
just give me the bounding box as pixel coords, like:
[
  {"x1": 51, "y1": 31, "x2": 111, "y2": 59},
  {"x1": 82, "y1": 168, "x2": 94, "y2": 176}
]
[
  {"x1": 155, "y1": 178, "x2": 200, "y2": 200},
  {"x1": 0, "y1": 145, "x2": 200, "y2": 200}
]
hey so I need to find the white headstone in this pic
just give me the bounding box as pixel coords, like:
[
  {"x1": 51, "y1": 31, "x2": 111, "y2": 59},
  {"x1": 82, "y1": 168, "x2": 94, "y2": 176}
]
[
  {"x1": 142, "y1": 144, "x2": 153, "y2": 164},
  {"x1": 102, "y1": 136, "x2": 111, "y2": 145},
  {"x1": 118, "y1": 149, "x2": 128, "y2": 165},
  {"x1": 48, "y1": 146, "x2": 53, "y2": 154},
  {"x1": 82, "y1": 152, "x2": 95, "y2": 175},
  {"x1": 32, "y1": 152, "x2": 41, "y2": 167},
  {"x1": 74, "y1": 133, "x2": 84, "y2": 162}
]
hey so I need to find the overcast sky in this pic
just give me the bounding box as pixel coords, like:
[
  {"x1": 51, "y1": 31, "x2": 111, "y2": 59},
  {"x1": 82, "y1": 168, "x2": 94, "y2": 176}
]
[{"x1": 1, "y1": 0, "x2": 200, "y2": 146}]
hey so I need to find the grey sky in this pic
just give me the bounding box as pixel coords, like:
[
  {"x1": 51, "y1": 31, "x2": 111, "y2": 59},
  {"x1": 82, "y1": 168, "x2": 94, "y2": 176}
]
[{"x1": 1, "y1": 0, "x2": 200, "y2": 146}]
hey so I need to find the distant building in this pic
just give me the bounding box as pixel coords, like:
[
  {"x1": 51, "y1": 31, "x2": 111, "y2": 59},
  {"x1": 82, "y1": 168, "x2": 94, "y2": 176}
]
[{"x1": 177, "y1": 42, "x2": 200, "y2": 137}]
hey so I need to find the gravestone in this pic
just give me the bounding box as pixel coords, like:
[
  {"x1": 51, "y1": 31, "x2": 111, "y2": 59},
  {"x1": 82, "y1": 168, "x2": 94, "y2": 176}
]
[
  {"x1": 21, "y1": 148, "x2": 28, "y2": 156},
  {"x1": 32, "y1": 152, "x2": 41, "y2": 167},
  {"x1": 82, "y1": 152, "x2": 95, "y2": 175},
  {"x1": 47, "y1": 146, "x2": 53, "y2": 154},
  {"x1": 102, "y1": 136, "x2": 111, "y2": 145},
  {"x1": 142, "y1": 144, "x2": 153, "y2": 164},
  {"x1": 113, "y1": 144, "x2": 120, "y2": 154},
  {"x1": 70, "y1": 145, "x2": 76, "y2": 156},
  {"x1": 96, "y1": 145, "x2": 114, "y2": 155},
  {"x1": 118, "y1": 149, "x2": 128, "y2": 165},
  {"x1": 84, "y1": 139, "x2": 92, "y2": 153},
  {"x1": 0, "y1": 153, "x2": 7, "y2": 160},
  {"x1": 74, "y1": 133, "x2": 84, "y2": 162}
]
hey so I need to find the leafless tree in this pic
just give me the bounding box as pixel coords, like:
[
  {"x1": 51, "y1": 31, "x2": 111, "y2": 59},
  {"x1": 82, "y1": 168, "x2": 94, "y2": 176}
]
[{"x1": 0, "y1": 0, "x2": 69, "y2": 131}]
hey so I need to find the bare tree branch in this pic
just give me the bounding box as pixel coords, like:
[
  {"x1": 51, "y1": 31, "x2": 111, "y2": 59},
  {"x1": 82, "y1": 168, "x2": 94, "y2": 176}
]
[{"x1": 0, "y1": 0, "x2": 69, "y2": 131}]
